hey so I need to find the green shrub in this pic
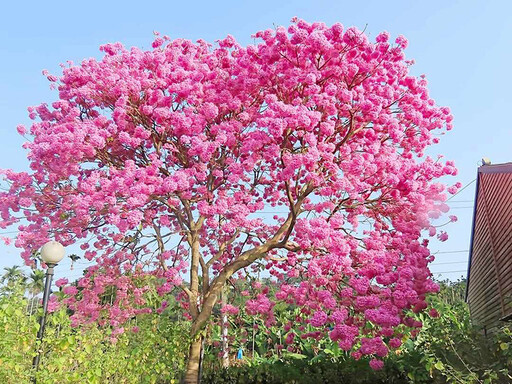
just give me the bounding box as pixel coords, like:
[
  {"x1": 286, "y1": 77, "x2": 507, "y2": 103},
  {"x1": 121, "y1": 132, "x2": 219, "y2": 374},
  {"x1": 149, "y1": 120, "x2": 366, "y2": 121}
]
[
  {"x1": 2, "y1": 278, "x2": 512, "y2": 383},
  {"x1": 203, "y1": 280, "x2": 512, "y2": 384},
  {"x1": 393, "y1": 280, "x2": 512, "y2": 383},
  {"x1": 202, "y1": 356, "x2": 409, "y2": 384},
  {"x1": 0, "y1": 286, "x2": 188, "y2": 384}
]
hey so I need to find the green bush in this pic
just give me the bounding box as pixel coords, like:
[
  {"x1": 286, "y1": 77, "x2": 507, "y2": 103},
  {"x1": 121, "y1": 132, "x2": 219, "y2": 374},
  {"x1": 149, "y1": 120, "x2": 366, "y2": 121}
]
[
  {"x1": 0, "y1": 284, "x2": 36, "y2": 383},
  {"x1": 0, "y1": 286, "x2": 188, "y2": 384},
  {"x1": 202, "y1": 357, "x2": 409, "y2": 384},
  {"x1": 395, "y1": 280, "x2": 512, "y2": 383},
  {"x1": 2, "y1": 278, "x2": 512, "y2": 383},
  {"x1": 203, "y1": 280, "x2": 512, "y2": 384}
]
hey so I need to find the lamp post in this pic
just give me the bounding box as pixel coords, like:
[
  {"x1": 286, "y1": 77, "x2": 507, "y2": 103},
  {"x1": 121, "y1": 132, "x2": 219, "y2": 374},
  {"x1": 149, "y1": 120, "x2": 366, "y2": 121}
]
[{"x1": 32, "y1": 241, "x2": 65, "y2": 381}]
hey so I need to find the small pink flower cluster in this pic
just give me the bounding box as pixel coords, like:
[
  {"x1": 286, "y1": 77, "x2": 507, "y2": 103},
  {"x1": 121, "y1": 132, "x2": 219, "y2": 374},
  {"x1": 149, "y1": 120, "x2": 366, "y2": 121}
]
[{"x1": 220, "y1": 304, "x2": 239, "y2": 315}]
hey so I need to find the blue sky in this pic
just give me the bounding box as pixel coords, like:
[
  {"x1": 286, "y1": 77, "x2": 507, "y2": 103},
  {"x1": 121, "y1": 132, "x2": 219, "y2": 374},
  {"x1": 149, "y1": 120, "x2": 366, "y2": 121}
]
[{"x1": 1, "y1": 0, "x2": 511, "y2": 282}]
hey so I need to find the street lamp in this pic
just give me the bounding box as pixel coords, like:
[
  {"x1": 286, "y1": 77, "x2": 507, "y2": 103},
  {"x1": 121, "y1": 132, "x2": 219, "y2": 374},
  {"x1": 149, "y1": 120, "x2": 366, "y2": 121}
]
[{"x1": 32, "y1": 241, "x2": 65, "y2": 380}]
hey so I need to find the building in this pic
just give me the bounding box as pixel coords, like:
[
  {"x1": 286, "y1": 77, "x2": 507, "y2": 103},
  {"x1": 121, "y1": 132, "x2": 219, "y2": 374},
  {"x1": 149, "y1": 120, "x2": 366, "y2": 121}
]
[{"x1": 466, "y1": 161, "x2": 512, "y2": 333}]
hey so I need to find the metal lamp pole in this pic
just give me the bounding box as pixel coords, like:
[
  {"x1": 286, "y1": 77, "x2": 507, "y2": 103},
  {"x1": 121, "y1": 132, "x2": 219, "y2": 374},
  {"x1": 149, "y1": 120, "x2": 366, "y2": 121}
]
[{"x1": 31, "y1": 241, "x2": 65, "y2": 383}]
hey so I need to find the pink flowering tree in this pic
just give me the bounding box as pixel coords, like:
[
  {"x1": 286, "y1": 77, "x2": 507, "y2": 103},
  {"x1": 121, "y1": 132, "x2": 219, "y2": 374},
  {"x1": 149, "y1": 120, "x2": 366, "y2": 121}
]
[{"x1": 0, "y1": 19, "x2": 458, "y2": 383}]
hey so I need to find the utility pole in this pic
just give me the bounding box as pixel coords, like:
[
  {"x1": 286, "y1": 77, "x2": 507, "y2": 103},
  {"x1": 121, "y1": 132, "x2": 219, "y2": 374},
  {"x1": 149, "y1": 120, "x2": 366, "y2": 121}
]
[{"x1": 221, "y1": 286, "x2": 229, "y2": 368}]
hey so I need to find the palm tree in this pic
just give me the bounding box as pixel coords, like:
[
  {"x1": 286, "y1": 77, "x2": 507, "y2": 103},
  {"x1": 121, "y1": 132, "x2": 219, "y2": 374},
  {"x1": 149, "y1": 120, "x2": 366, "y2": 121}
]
[
  {"x1": 1, "y1": 265, "x2": 26, "y2": 287},
  {"x1": 28, "y1": 270, "x2": 45, "y2": 296},
  {"x1": 27, "y1": 269, "x2": 45, "y2": 315}
]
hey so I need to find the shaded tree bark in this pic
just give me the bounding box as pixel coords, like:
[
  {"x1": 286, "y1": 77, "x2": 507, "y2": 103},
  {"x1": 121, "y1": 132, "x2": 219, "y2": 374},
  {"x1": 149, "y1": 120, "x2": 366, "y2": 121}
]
[{"x1": 183, "y1": 336, "x2": 203, "y2": 384}]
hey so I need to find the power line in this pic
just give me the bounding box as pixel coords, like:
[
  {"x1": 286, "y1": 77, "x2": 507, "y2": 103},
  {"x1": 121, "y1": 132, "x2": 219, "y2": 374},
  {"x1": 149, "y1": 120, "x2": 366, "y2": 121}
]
[
  {"x1": 434, "y1": 250, "x2": 469, "y2": 254},
  {"x1": 431, "y1": 261, "x2": 467, "y2": 265},
  {"x1": 447, "y1": 178, "x2": 476, "y2": 201},
  {"x1": 431, "y1": 269, "x2": 467, "y2": 274}
]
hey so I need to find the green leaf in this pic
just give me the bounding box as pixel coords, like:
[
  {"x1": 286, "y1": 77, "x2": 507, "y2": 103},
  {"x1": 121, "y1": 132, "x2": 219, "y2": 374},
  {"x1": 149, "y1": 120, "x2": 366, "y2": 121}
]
[{"x1": 282, "y1": 352, "x2": 307, "y2": 360}]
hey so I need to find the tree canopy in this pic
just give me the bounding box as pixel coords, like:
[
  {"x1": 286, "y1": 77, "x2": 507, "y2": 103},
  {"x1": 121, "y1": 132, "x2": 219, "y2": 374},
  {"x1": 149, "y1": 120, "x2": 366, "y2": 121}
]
[{"x1": 0, "y1": 19, "x2": 458, "y2": 380}]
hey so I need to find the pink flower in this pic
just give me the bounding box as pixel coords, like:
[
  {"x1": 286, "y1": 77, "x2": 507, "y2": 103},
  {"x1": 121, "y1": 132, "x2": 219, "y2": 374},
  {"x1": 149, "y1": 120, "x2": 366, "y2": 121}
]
[
  {"x1": 55, "y1": 278, "x2": 68, "y2": 288},
  {"x1": 369, "y1": 359, "x2": 384, "y2": 371},
  {"x1": 0, "y1": 237, "x2": 12, "y2": 246},
  {"x1": 310, "y1": 310, "x2": 328, "y2": 327},
  {"x1": 63, "y1": 286, "x2": 78, "y2": 296},
  {"x1": 429, "y1": 308, "x2": 440, "y2": 318},
  {"x1": 438, "y1": 231, "x2": 449, "y2": 242},
  {"x1": 47, "y1": 296, "x2": 60, "y2": 313},
  {"x1": 395, "y1": 35, "x2": 408, "y2": 49},
  {"x1": 220, "y1": 304, "x2": 239, "y2": 315},
  {"x1": 285, "y1": 332, "x2": 295, "y2": 344},
  {"x1": 389, "y1": 338, "x2": 402, "y2": 348},
  {"x1": 376, "y1": 31, "x2": 390, "y2": 43},
  {"x1": 331, "y1": 309, "x2": 348, "y2": 324},
  {"x1": 16, "y1": 125, "x2": 27, "y2": 135},
  {"x1": 447, "y1": 185, "x2": 458, "y2": 194},
  {"x1": 152, "y1": 38, "x2": 164, "y2": 48}
]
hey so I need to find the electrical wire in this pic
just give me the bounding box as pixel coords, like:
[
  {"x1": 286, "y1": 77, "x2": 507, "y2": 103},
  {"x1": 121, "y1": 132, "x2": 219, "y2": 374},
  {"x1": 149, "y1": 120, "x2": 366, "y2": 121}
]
[
  {"x1": 434, "y1": 250, "x2": 469, "y2": 254},
  {"x1": 431, "y1": 261, "x2": 467, "y2": 265},
  {"x1": 447, "y1": 178, "x2": 476, "y2": 201}
]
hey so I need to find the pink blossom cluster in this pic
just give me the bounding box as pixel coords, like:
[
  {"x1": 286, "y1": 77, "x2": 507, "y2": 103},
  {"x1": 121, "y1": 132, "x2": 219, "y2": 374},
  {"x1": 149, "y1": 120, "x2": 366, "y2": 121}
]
[
  {"x1": 220, "y1": 304, "x2": 239, "y2": 315},
  {"x1": 246, "y1": 294, "x2": 276, "y2": 326}
]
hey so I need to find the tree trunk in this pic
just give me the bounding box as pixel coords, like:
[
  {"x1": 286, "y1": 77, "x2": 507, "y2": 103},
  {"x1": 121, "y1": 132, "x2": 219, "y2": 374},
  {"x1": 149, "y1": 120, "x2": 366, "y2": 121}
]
[
  {"x1": 183, "y1": 336, "x2": 203, "y2": 384},
  {"x1": 181, "y1": 233, "x2": 290, "y2": 383}
]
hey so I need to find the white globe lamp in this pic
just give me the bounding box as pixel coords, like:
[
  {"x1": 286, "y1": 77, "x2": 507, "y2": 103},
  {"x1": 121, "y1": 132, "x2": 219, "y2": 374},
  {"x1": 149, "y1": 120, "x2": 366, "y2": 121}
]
[{"x1": 40, "y1": 241, "x2": 65, "y2": 265}]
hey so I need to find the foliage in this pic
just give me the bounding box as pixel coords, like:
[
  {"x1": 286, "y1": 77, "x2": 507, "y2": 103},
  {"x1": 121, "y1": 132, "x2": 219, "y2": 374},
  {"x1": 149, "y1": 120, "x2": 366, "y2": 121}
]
[
  {"x1": 28, "y1": 269, "x2": 45, "y2": 295},
  {"x1": 0, "y1": 265, "x2": 27, "y2": 291},
  {"x1": 0, "y1": 285, "x2": 35, "y2": 383},
  {"x1": 203, "y1": 356, "x2": 408, "y2": 384},
  {"x1": 395, "y1": 280, "x2": 512, "y2": 383},
  {"x1": 205, "y1": 279, "x2": 512, "y2": 384},
  {"x1": 1, "y1": 278, "x2": 512, "y2": 383},
  {"x1": 0, "y1": 287, "x2": 188, "y2": 384}
]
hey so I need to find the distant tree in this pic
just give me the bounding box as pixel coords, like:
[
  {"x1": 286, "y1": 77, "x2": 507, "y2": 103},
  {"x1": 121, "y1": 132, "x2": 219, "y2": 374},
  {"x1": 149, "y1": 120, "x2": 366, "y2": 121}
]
[
  {"x1": 1, "y1": 265, "x2": 26, "y2": 288},
  {"x1": 24, "y1": 269, "x2": 45, "y2": 315},
  {"x1": 28, "y1": 269, "x2": 45, "y2": 296}
]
